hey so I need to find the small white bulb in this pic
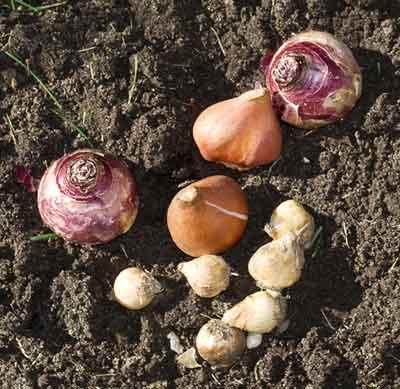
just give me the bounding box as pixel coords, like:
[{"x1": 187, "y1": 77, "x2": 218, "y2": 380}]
[
  {"x1": 178, "y1": 255, "x2": 230, "y2": 298},
  {"x1": 222, "y1": 291, "x2": 287, "y2": 334},
  {"x1": 248, "y1": 233, "x2": 305, "y2": 291},
  {"x1": 113, "y1": 267, "x2": 162, "y2": 310},
  {"x1": 265, "y1": 199, "x2": 315, "y2": 249},
  {"x1": 196, "y1": 319, "x2": 246, "y2": 367}
]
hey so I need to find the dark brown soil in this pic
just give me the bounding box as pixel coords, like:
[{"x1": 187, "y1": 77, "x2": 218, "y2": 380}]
[{"x1": 1, "y1": 1, "x2": 400, "y2": 388}]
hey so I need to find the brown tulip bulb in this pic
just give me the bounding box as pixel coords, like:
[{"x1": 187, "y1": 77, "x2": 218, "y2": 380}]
[
  {"x1": 167, "y1": 176, "x2": 248, "y2": 256},
  {"x1": 193, "y1": 88, "x2": 282, "y2": 170}
]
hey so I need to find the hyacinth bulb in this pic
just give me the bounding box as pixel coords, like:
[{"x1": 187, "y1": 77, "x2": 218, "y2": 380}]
[
  {"x1": 37, "y1": 149, "x2": 139, "y2": 244},
  {"x1": 261, "y1": 30, "x2": 362, "y2": 129}
]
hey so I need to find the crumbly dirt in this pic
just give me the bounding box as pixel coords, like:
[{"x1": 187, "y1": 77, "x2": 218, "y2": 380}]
[{"x1": 1, "y1": 1, "x2": 400, "y2": 388}]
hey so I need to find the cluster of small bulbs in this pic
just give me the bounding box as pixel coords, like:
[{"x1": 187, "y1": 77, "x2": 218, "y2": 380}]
[{"x1": 113, "y1": 197, "x2": 314, "y2": 368}]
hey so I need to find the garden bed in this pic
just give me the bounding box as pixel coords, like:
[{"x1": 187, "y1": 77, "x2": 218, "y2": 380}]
[{"x1": 1, "y1": 0, "x2": 400, "y2": 388}]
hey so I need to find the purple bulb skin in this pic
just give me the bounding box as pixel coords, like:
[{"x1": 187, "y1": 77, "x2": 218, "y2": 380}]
[
  {"x1": 262, "y1": 31, "x2": 362, "y2": 129},
  {"x1": 37, "y1": 149, "x2": 139, "y2": 244}
]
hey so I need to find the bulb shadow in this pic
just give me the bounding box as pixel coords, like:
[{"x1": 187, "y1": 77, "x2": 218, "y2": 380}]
[
  {"x1": 283, "y1": 210, "x2": 362, "y2": 339},
  {"x1": 218, "y1": 182, "x2": 283, "y2": 284},
  {"x1": 290, "y1": 47, "x2": 399, "y2": 141},
  {"x1": 270, "y1": 128, "x2": 325, "y2": 180},
  {"x1": 90, "y1": 302, "x2": 143, "y2": 344},
  {"x1": 251, "y1": 48, "x2": 399, "y2": 181},
  {"x1": 350, "y1": 47, "x2": 399, "y2": 127},
  {"x1": 324, "y1": 47, "x2": 400, "y2": 138},
  {"x1": 181, "y1": 128, "x2": 326, "y2": 181}
]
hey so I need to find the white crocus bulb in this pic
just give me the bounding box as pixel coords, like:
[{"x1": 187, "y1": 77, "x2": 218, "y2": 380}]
[
  {"x1": 196, "y1": 319, "x2": 246, "y2": 367},
  {"x1": 265, "y1": 199, "x2": 315, "y2": 249},
  {"x1": 113, "y1": 267, "x2": 162, "y2": 310},
  {"x1": 222, "y1": 291, "x2": 287, "y2": 334},
  {"x1": 248, "y1": 233, "x2": 305, "y2": 291},
  {"x1": 178, "y1": 255, "x2": 230, "y2": 298}
]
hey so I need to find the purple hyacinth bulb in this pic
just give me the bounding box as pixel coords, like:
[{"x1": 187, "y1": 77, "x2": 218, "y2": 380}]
[
  {"x1": 37, "y1": 149, "x2": 139, "y2": 244},
  {"x1": 261, "y1": 31, "x2": 362, "y2": 129}
]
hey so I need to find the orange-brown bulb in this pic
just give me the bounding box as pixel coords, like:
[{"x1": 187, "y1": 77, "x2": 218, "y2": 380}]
[
  {"x1": 193, "y1": 88, "x2": 282, "y2": 170},
  {"x1": 167, "y1": 176, "x2": 248, "y2": 256}
]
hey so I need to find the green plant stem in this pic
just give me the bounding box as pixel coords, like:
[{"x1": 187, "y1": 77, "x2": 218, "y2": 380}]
[
  {"x1": 36, "y1": 1, "x2": 67, "y2": 11},
  {"x1": 14, "y1": 0, "x2": 37, "y2": 12},
  {"x1": 30, "y1": 232, "x2": 58, "y2": 242},
  {"x1": 12, "y1": 0, "x2": 68, "y2": 13},
  {"x1": 3, "y1": 51, "x2": 93, "y2": 146},
  {"x1": 52, "y1": 109, "x2": 93, "y2": 147},
  {"x1": 4, "y1": 51, "x2": 63, "y2": 110}
]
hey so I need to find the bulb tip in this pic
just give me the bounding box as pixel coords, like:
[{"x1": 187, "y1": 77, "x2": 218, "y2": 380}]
[
  {"x1": 177, "y1": 186, "x2": 199, "y2": 204},
  {"x1": 239, "y1": 88, "x2": 269, "y2": 102},
  {"x1": 264, "y1": 223, "x2": 274, "y2": 237},
  {"x1": 177, "y1": 262, "x2": 185, "y2": 272},
  {"x1": 272, "y1": 55, "x2": 303, "y2": 87}
]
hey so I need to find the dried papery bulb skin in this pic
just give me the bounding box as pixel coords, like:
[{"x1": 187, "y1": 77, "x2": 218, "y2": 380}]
[
  {"x1": 222, "y1": 291, "x2": 287, "y2": 333},
  {"x1": 167, "y1": 176, "x2": 248, "y2": 256},
  {"x1": 265, "y1": 199, "x2": 315, "y2": 249},
  {"x1": 113, "y1": 267, "x2": 162, "y2": 310},
  {"x1": 177, "y1": 347, "x2": 201, "y2": 369},
  {"x1": 37, "y1": 149, "x2": 139, "y2": 244},
  {"x1": 178, "y1": 255, "x2": 230, "y2": 298},
  {"x1": 193, "y1": 88, "x2": 282, "y2": 170},
  {"x1": 261, "y1": 31, "x2": 362, "y2": 129},
  {"x1": 196, "y1": 319, "x2": 246, "y2": 367},
  {"x1": 248, "y1": 233, "x2": 305, "y2": 291}
]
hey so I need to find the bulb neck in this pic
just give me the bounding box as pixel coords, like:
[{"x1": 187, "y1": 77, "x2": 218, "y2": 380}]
[
  {"x1": 272, "y1": 55, "x2": 304, "y2": 88},
  {"x1": 238, "y1": 87, "x2": 269, "y2": 103},
  {"x1": 57, "y1": 150, "x2": 112, "y2": 201},
  {"x1": 177, "y1": 186, "x2": 199, "y2": 205},
  {"x1": 68, "y1": 156, "x2": 102, "y2": 194}
]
